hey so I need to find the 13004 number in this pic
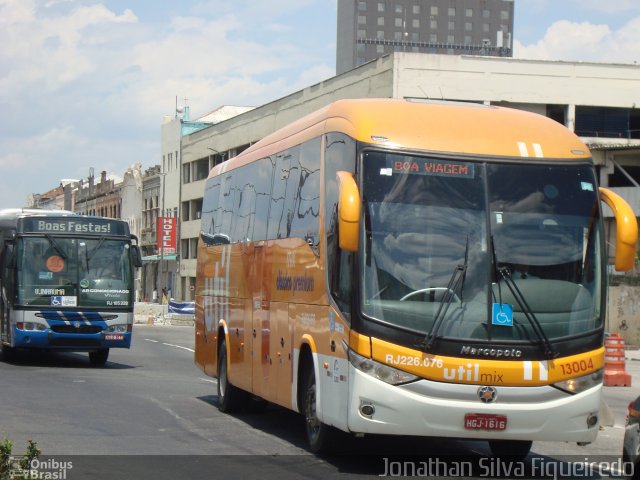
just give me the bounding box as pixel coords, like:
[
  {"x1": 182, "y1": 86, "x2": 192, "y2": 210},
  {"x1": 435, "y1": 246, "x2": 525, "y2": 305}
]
[{"x1": 558, "y1": 358, "x2": 594, "y2": 376}]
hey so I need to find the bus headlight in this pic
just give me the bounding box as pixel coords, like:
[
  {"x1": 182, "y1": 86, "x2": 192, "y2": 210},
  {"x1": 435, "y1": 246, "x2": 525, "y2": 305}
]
[
  {"x1": 553, "y1": 369, "x2": 603, "y2": 394},
  {"x1": 105, "y1": 324, "x2": 128, "y2": 333},
  {"x1": 17, "y1": 322, "x2": 47, "y2": 331},
  {"x1": 348, "y1": 349, "x2": 418, "y2": 385}
]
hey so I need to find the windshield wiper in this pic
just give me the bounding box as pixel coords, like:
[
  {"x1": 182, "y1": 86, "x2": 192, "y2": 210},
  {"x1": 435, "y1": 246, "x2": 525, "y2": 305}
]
[
  {"x1": 496, "y1": 267, "x2": 558, "y2": 359},
  {"x1": 44, "y1": 234, "x2": 67, "y2": 259},
  {"x1": 417, "y1": 236, "x2": 469, "y2": 351},
  {"x1": 86, "y1": 236, "x2": 107, "y2": 267},
  {"x1": 490, "y1": 236, "x2": 558, "y2": 359}
]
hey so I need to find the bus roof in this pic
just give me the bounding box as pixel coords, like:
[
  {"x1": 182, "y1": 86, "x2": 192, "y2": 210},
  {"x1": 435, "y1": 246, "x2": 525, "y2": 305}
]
[
  {"x1": 0, "y1": 208, "x2": 75, "y2": 231},
  {"x1": 209, "y1": 98, "x2": 590, "y2": 178}
]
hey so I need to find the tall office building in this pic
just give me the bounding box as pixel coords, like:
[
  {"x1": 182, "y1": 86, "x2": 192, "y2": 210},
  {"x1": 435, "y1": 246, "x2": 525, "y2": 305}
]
[{"x1": 337, "y1": 0, "x2": 514, "y2": 74}]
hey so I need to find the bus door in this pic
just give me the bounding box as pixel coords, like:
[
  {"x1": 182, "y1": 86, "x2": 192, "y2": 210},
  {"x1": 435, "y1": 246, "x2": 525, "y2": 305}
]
[
  {"x1": 0, "y1": 242, "x2": 14, "y2": 344},
  {"x1": 251, "y1": 242, "x2": 270, "y2": 399}
]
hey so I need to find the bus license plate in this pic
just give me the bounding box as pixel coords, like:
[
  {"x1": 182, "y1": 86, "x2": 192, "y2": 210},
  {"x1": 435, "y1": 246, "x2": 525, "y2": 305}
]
[
  {"x1": 464, "y1": 413, "x2": 507, "y2": 431},
  {"x1": 105, "y1": 334, "x2": 124, "y2": 341}
]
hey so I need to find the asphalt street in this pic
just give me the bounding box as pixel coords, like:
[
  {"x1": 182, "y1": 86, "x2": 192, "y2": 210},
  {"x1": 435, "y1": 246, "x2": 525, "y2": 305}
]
[{"x1": 0, "y1": 324, "x2": 636, "y2": 479}]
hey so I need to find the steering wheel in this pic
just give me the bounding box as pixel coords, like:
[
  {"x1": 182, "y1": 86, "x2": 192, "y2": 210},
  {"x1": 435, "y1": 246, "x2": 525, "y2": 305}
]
[{"x1": 399, "y1": 287, "x2": 461, "y2": 303}]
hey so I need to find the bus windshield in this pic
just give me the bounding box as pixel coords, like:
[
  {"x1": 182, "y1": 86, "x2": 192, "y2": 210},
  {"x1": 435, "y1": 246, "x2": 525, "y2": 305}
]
[
  {"x1": 360, "y1": 151, "x2": 602, "y2": 343},
  {"x1": 16, "y1": 236, "x2": 133, "y2": 308}
]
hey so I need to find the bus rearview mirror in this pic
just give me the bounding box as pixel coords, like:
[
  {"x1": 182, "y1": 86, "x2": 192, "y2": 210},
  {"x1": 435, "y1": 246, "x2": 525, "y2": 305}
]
[
  {"x1": 599, "y1": 187, "x2": 638, "y2": 272},
  {"x1": 337, "y1": 171, "x2": 361, "y2": 253},
  {"x1": 132, "y1": 245, "x2": 143, "y2": 268}
]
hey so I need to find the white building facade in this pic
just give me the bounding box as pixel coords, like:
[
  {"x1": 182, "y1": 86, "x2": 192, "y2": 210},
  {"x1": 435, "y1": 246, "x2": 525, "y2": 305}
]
[{"x1": 176, "y1": 53, "x2": 640, "y2": 298}]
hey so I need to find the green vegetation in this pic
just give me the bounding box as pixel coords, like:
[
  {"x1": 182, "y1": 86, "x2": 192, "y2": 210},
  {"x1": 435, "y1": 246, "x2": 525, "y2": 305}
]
[{"x1": 0, "y1": 439, "x2": 40, "y2": 480}]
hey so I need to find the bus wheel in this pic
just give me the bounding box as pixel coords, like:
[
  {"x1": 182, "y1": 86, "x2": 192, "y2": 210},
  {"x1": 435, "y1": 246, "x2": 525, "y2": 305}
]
[
  {"x1": 217, "y1": 341, "x2": 247, "y2": 413},
  {"x1": 1, "y1": 344, "x2": 16, "y2": 362},
  {"x1": 488, "y1": 439, "x2": 532, "y2": 459},
  {"x1": 302, "y1": 365, "x2": 334, "y2": 454},
  {"x1": 89, "y1": 348, "x2": 109, "y2": 366}
]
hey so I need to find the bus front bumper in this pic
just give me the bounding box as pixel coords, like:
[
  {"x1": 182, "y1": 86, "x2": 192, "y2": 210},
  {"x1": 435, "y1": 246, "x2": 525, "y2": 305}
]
[
  {"x1": 11, "y1": 327, "x2": 132, "y2": 350},
  {"x1": 347, "y1": 366, "x2": 601, "y2": 443}
]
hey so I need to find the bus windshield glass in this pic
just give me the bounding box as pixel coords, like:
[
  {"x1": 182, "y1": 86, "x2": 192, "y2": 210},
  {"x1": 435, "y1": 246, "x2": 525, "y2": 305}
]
[
  {"x1": 16, "y1": 237, "x2": 133, "y2": 308},
  {"x1": 360, "y1": 151, "x2": 602, "y2": 343}
]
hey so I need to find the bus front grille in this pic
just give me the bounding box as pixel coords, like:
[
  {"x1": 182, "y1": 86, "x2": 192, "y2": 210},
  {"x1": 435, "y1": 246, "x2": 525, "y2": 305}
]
[{"x1": 50, "y1": 325, "x2": 102, "y2": 334}]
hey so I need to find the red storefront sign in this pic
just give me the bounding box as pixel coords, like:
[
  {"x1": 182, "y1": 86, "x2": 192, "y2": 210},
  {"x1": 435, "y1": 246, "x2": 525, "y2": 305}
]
[{"x1": 157, "y1": 217, "x2": 177, "y2": 255}]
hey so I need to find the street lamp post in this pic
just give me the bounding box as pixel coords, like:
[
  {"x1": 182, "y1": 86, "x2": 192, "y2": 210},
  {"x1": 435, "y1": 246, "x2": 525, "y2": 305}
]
[{"x1": 156, "y1": 170, "x2": 166, "y2": 302}]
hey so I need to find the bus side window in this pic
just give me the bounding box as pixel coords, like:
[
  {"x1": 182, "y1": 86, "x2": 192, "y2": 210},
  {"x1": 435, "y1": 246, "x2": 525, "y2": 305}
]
[
  {"x1": 268, "y1": 151, "x2": 293, "y2": 240},
  {"x1": 1, "y1": 242, "x2": 15, "y2": 302},
  {"x1": 201, "y1": 176, "x2": 221, "y2": 243},
  {"x1": 219, "y1": 173, "x2": 236, "y2": 241},
  {"x1": 232, "y1": 162, "x2": 259, "y2": 243},
  {"x1": 252, "y1": 156, "x2": 273, "y2": 241},
  {"x1": 293, "y1": 138, "x2": 321, "y2": 246},
  {"x1": 324, "y1": 133, "x2": 357, "y2": 317}
]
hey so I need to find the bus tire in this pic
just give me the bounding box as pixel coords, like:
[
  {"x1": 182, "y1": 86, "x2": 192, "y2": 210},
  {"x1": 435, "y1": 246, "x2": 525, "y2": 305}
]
[
  {"x1": 1, "y1": 344, "x2": 16, "y2": 362},
  {"x1": 488, "y1": 439, "x2": 532, "y2": 459},
  {"x1": 302, "y1": 364, "x2": 335, "y2": 454},
  {"x1": 217, "y1": 341, "x2": 247, "y2": 413},
  {"x1": 89, "y1": 348, "x2": 109, "y2": 366}
]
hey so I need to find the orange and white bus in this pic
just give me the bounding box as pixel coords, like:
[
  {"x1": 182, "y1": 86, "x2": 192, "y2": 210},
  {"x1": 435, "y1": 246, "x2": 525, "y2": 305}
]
[{"x1": 195, "y1": 98, "x2": 637, "y2": 456}]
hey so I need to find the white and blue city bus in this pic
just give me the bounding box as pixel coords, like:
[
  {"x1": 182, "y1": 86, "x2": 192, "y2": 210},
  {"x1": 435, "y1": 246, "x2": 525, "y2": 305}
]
[{"x1": 0, "y1": 209, "x2": 143, "y2": 365}]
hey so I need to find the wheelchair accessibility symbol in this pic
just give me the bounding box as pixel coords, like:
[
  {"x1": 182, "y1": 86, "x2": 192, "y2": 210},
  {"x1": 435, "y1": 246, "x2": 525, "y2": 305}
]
[
  {"x1": 51, "y1": 296, "x2": 62, "y2": 306},
  {"x1": 492, "y1": 303, "x2": 513, "y2": 326}
]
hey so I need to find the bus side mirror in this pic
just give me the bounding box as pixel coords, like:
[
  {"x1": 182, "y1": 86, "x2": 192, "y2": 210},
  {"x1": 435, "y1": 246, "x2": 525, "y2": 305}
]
[
  {"x1": 337, "y1": 171, "x2": 361, "y2": 253},
  {"x1": 132, "y1": 245, "x2": 143, "y2": 268},
  {"x1": 3, "y1": 240, "x2": 16, "y2": 269},
  {"x1": 599, "y1": 187, "x2": 638, "y2": 272}
]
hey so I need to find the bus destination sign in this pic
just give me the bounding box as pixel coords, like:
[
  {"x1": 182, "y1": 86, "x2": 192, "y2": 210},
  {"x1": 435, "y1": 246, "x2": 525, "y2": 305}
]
[
  {"x1": 19, "y1": 217, "x2": 129, "y2": 236},
  {"x1": 389, "y1": 158, "x2": 475, "y2": 179}
]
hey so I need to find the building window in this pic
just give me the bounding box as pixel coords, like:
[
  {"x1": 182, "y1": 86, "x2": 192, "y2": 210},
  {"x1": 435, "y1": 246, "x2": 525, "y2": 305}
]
[
  {"x1": 183, "y1": 163, "x2": 191, "y2": 183},
  {"x1": 411, "y1": 32, "x2": 419, "y2": 41},
  {"x1": 466, "y1": 8, "x2": 473, "y2": 17},
  {"x1": 483, "y1": 9, "x2": 490, "y2": 19},
  {"x1": 377, "y1": 2, "x2": 384, "y2": 12},
  {"x1": 413, "y1": 5, "x2": 420, "y2": 14},
  {"x1": 377, "y1": 16, "x2": 384, "y2": 26},
  {"x1": 376, "y1": 45, "x2": 385, "y2": 53},
  {"x1": 357, "y1": 29, "x2": 366, "y2": 38},
  {"x1": 395, "y1": 4, "x2": 403, "y2": 14},
  {"x1": 430, "y1": 6, "x2": 438, "y2": 15},
  {"x1": 395, "y1": 17, "x2": 403, "y2": 27},
  {"x1": 377, "y1": 30, "x2": 384, "y2": 39},
  {"x1": 357, "y1": 43, "x2": 366, "y2": 52},
  {"x1": 181, "y1": 201, "x2": 190, "y2": 221},
  {"x1": 483, "y1": 23, "x2": 490, "y2": 33},
  {"x1": 447, "y1": 34, "x2": 455, "y2": 43},
  {"x1": 430, "y1": 20, "x2": 437, "y2": 29},
  {"x1": 430, "y1": 33, "x2": 438, "y2": 43},
  {"x1": 464, "y1": 35, "x2": 472, "y2": 45},
  {"x1": 412, "y1": 19, "x2": 420, "y2": 28},
  {"x1": 357, "y1": 15, "x2": 366, "y2": 25},
  {"x1": 465, "y1": 22, "x2": 472, "y2": 31},
  {"x1": 448, "y1": 21, "x2": 455, "y2": 30},
  {"x1": 501, "y1": 10, "x2": 510, "y2": 20},
  {"x1": 448, "y1": 7, "x2": 456, "y2": 16},
  {"x1": 358, "y1": 1, "x2": 366, "y2": 11}
]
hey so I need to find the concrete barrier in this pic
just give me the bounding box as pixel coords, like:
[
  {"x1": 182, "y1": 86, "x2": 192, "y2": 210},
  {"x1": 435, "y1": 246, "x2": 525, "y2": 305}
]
[{"x1": 133, "y1": 302, "x2": 194, "y2": 326}]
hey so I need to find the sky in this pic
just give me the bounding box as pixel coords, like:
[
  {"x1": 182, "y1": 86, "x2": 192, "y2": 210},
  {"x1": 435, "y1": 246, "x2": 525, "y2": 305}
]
[{"x1": 1, "y1": 0, "x2": 640, "y2": 208}]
